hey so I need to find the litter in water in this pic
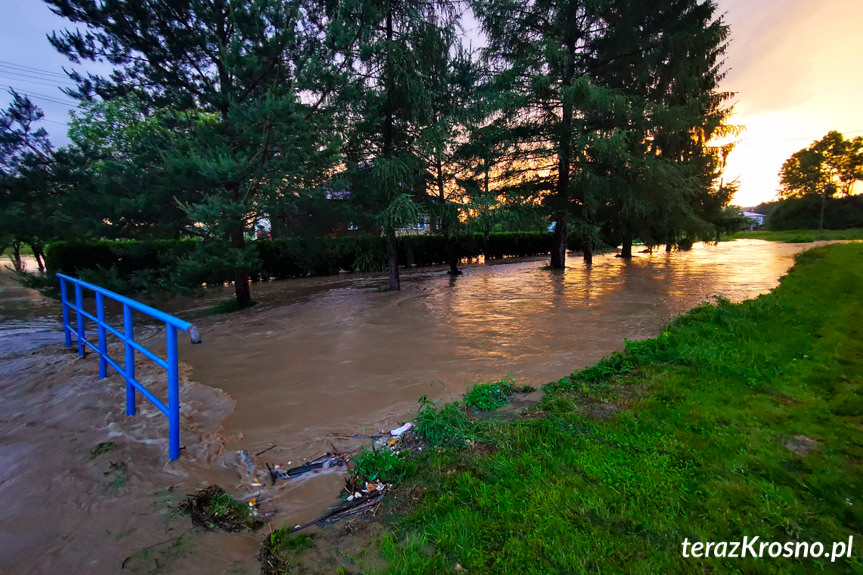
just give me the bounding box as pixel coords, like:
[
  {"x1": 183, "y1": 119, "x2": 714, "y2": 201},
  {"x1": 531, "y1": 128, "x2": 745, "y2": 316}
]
[{"x1": 266, "y1": 453, "x2": 346, "y2": 483}]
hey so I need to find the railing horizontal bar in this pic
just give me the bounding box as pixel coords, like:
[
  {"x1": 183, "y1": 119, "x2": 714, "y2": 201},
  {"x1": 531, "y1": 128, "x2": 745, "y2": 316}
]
[
  {"x1": 76, "y1": 307, "x2": 98, "y2": 324},
  {"x1": 73, "y1": 326, "x2": 168, "y2": 369},
  {"x1": 103, "y1": 353, "x2": 124, "y2": 376},
  {"x1": 128, "y1": 378, "x2": 169, "y2": 416},
  {"x1": 101, "y1": 355, "x2": 168, "y2": 415},
  {"x1": 127, "y1": 340, "x2": 168, "y2": 370},
  {"x1": 57, "y1": 273, "x2": 193, "y2": 332},
  {"x1": 103, "y1": 322, "x2": 124, "y2": 341},
  {"x1": 67, "y1": 304, "x2": 119, "y2": 340}
]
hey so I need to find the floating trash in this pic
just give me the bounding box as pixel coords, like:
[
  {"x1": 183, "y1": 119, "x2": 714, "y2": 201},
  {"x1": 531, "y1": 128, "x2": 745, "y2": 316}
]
[{"x1": 266, "y1": 453, "x2": 346, "y2": 483}]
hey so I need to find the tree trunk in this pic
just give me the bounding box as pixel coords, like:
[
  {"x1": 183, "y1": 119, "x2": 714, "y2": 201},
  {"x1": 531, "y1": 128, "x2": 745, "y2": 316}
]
[
  {"x1": 30, "y1": 243, "x2": 45, "y2": 272},
  {"x1": 819, "y1": 191, "x2": 826, "y2": 231},
  {"x1": 387, "y1": 229, "x2": 400, "y2": 290},
  {"x1": 551, "y1": 216, "x2": 567, "y2": 268},
  {"x1": 230, "y1": 223, "x2": 251, "y2": 304},
  {"x1": 438, "y1": 157, "x2": 460, "y2": 275},
  {"x1": 551, "y1": 39, "x2": 575, "y2": 270},
  {"x1": 447, "y1": 239, "x2": 461, "y2": 275},
  {"x1": 582, "y1": 236, "x2": 593, "y2": 266},
  {"x1": 10, "y1": 242, "x2": 22, "y2": 272},
  {"x1": 620, "y1": 235, "x2": 633, "y2": 259},
  {"x1": 382, "y1": 2, "x2": 400, "y2": 290}
]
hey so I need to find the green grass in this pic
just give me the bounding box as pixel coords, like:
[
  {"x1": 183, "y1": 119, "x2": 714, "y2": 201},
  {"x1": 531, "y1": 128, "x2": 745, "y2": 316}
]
[
  {"x1": 733, "y1": 228, "x2": 863, "y2": 242},
  {"x1": 360, "y1": 243, "x2": 863, "y2": 574},
  {"x1": 463, "y1": 378, "x2": 515, "y2": 411},
  {"x1": 89, "y1": 441, "x2": 117, "y2": 459},
  {"x1": 260, "y1": 531, "x2": 316, "y2": 575},
  {"x1": 353, "y1": 448, "x2": 418, "y2": 483}
]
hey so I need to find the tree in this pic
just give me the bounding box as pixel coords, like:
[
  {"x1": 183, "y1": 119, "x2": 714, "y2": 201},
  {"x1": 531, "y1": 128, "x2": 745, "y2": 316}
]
[
  {"x1": 472, "y1": 0, "x2": 607, "y2": 269},
  {"x1": 779, "y1": 131, "x2": 863, "y2": 229},
  {"x1": 59, "y1": 96, "x2": 197, "y2": 240},
  {"x1": 47, "y1": 0, "x2": 342, "y2": 303},
  {"x1": 340, "y1": 0, "x2": 458, "y2": 290},
  {"x1": 615, "y1": 0, "x2": 737, "y2": 253},
  {"x1": 419, "y1": 42, "x2": 478, "y2": 276},
  {"x1": 0, "y1": 90, "x2": 55, "y2": 271},
  {"x1": 472, "y1": 0, "x2": 734, "y2": 268}
]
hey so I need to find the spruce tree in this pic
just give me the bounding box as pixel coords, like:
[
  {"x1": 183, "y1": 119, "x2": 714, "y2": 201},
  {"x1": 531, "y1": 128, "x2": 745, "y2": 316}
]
[
  {"x1": 46, "y1": 0, "x2": 341, "y2": 303},
  {"x1": 340, "y1": 0, "x2": 459, "y2": 290}
]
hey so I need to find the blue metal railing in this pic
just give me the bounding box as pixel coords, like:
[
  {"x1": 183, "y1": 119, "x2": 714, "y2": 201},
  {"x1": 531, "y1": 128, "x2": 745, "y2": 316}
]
[{"x1": 57, "y1": 273, "x2": 202, "y2": 460}]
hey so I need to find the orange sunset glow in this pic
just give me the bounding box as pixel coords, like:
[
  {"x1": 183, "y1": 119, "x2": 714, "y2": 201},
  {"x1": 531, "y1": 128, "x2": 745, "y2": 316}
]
[
  {"x1": 719, "y1": 0, "x2": 863, "y2": 206},
  {"x1": 1, "y1": 0, "x2": 861, "y2": 208}
]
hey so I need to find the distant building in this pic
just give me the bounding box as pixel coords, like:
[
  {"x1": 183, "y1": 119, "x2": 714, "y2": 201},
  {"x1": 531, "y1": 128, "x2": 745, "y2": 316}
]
[
  {"x1": 741, "y1": 211, "x2": 765, "y2": 229},
  {"x1": 395, "y1": 214, "x2": 434, "y2": 236}
]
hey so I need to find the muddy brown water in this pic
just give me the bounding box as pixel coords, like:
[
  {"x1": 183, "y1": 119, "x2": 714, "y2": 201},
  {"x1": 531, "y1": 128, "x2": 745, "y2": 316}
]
[{"x1": 0, "y1": 240, "x2": 819, "y2": 573}]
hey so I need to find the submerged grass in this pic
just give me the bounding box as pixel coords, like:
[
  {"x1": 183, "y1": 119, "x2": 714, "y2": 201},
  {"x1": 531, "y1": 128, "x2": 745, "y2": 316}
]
[
  {"x1": 209, "y1": 298, "x2": 257, "y2": 314},
  {"x1": 734, "y1": 228, "x2": 863, "y2": 242},
  {"x1": 363, "y1": 243, "x2": 863, "y2": 574}
]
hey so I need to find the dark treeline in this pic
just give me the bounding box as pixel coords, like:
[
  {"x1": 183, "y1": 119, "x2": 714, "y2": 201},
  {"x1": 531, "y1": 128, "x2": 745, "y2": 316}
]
[
  {"x1": 46, "y1": 232, "x2": 559, "y2": 293},
  {"x1": 758, "y1": 196, "x2": 863, "y2": 231},
  {"x1": 1, "y1": 0, "x2": 742, "y2": 300}
]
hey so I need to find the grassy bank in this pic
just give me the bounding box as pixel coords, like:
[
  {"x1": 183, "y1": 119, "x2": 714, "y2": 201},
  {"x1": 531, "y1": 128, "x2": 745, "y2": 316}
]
[
  {"x1": 323, "y1": 243, "x2": 863, "y2": 574},
  {"x1": 733, "y1": 229, "x2": 863, "y2": 242}
]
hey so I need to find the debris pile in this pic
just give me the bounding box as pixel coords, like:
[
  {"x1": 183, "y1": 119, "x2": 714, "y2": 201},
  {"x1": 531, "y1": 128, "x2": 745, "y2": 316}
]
[{"x1": 182, "y1": 484, "x2": 267, "y2": 532}]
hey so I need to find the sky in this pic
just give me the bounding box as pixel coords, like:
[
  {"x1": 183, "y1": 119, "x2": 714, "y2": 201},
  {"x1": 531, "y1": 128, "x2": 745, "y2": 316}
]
[{"x1": 1, "y1": 0, "x2": 861, "y2": 208}]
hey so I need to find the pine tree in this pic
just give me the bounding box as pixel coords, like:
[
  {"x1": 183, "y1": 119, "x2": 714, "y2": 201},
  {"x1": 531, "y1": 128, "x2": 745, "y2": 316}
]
[
  {"x1": 591, "y1": 0, "x2": 736, "y2": 253},
  {"x1": 46, "y1": 0, "x2": 342, "y2": 303},
  {"x1": 340, "y1": 0, "x2": 458, "y2": 289},
  {"x1": 473, "y1": 0, "x2": 736, "y2": 265}
]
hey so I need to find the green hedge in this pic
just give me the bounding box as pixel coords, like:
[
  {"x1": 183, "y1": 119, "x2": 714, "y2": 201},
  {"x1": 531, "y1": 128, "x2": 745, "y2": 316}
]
[
  {"x1": 45, "y1": 232, "x2": 556, "y2": 293},
  {"x1": 45, "y1": 239, "x2": 200, "y2": 293},
  {"x1": 767, "y1": 195, "x2": 863, "y2": 230}
]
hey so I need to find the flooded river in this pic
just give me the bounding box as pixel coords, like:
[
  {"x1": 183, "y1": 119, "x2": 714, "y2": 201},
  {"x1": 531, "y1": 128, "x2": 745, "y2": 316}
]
[
  {"x1": 177, "y1": 239, "x2": 810, "y2": 453},
  {"x1": 0, "y1": 240, "x2": 820, "y2": 573}
]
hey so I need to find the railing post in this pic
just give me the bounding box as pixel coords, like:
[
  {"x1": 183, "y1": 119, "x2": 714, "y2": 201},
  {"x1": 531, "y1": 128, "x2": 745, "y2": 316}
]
[
  {"x1": 166, "y1": 325, "x2": 180, "y2": 460},
  {"x1": 60, "y1": 277, "x2": 71, "y2": 347},
  {"x1": 75, "y1": 283, "x2": 84, "y2": 356},
  {"x1": 96, "y1": 292, "x2": 107, "y2": 378},
  {"x1": 124, "y1": 304, "x2": 136, "y2": 416},
  {"x1": 57, "y1": 274, "x2": 197, "y2": 462}
]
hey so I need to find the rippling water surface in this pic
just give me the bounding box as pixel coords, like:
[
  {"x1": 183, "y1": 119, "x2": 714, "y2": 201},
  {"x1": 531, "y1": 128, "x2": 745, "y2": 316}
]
[
  {"x1": 173, "y1": 240, "x2": 813, "y2": 456},
  {"x1": 0, "y1": 240, "x2": 821, "y2": 573}
]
